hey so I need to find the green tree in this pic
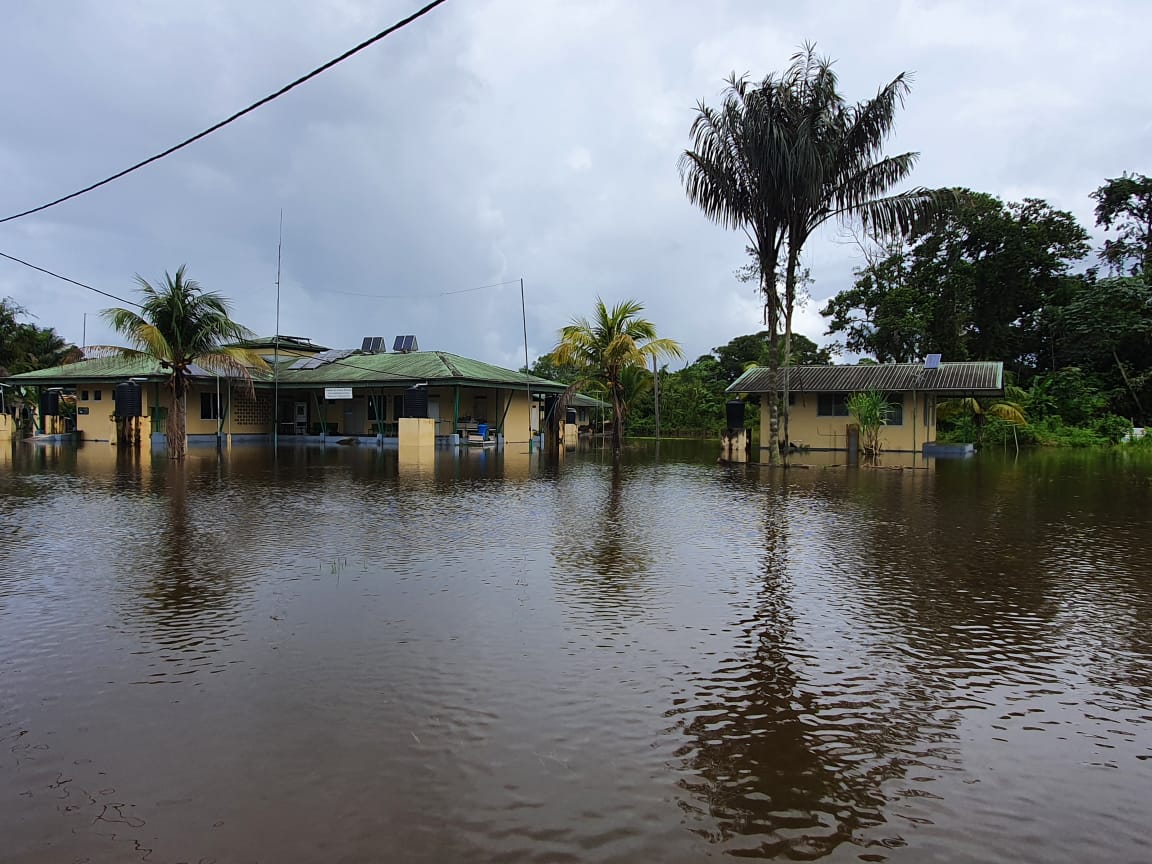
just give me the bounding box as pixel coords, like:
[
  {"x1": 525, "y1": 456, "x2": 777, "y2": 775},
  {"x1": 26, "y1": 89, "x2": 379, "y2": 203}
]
[
  {"x1": 822, "y1": 192, "x2": 1090, "y2": 374},
  {"x1": 98, "y1": 266, "x2": 266, "y2": 459},
  {"x1": 937, "y1": 389, "x2": 1027, "y2": 447},
  {"x1": 0, "y1": 298, "x2": 79, "y2": 377},
  {"x1": 521, "y1": 353, "x2": 579, "y2": 385},
  {"x1": 1092, "y1": 172, "x2": 1152, "y2": 278},
  {"x1": 550, "y1": 298, "x2": 682, "y2": 455}
]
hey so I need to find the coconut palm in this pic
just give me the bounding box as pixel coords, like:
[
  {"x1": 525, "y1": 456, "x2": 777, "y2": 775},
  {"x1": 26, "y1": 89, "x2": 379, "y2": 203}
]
[
  {"x1": 550, "y1": 298, "x2": 682, "y2": 456},
  {"x1": 98, "y1": 266, "x2": 266, "y2": 459}
]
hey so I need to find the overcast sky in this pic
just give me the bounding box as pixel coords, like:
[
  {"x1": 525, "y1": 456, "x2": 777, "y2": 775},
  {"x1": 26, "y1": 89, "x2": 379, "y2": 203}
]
[{"x1": 1, "y1": 0, "x2": 1149, "y2": 369}]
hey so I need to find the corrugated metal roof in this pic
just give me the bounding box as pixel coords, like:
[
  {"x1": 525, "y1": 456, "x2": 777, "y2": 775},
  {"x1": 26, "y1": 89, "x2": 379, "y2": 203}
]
[
  {"x1": 727, "y1": 362, "x2": 1004, "y2": 395},
  {"x1": 6, "y1": 350, "x2": 566, "y2": 392}
]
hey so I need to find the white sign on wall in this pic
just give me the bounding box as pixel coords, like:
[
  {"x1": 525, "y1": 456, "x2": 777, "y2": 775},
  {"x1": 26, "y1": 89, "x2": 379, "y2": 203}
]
[{"x1": 324, "y1": 387, "x2": 353, "y2": 400}]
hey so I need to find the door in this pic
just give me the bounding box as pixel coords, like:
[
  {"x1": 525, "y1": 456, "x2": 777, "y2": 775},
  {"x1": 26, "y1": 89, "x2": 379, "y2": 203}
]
[
  {"x1": 427, "y1": 396, "x2": 440, "y2": 435},
  {"x1": 294, "y1": 401, "x2": 307, "y2": 435}
]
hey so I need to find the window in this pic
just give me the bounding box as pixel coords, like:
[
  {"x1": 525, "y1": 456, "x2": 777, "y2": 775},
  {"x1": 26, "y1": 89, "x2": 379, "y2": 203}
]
[
  {"x1": 92, "y1": 389, "x2": 102, "y2": 401},
  {"x1": 201, "y1": 393, "x2": 220, "y2": 420},
  {"x1": 80, "y1": 390, "x2": 89, "y2": 401},
  {"x1": 886, "y1": 393, "x2": 904, "y2": 426},
  {"x1": 817, "y1": 394, "x2": 850, "y2": 416}
]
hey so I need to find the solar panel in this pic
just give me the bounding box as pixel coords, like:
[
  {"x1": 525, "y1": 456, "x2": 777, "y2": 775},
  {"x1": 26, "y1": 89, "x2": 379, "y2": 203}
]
[
  {"x1": 924, "y1": 353, "x2": 942, "y2": 370},
  {"x1": 361, "y1": 337, "x2": 373, "y2": 352},
  {"x1": 371, "y1": 336, "x2": 385, "y2": 353},
  {"x1": 393, "y1": 335, "x2": 419, "y2": 353}
]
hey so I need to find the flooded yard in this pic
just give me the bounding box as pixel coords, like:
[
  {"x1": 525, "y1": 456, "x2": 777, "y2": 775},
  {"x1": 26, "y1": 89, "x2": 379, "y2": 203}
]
[{"x1": 2, "y1": 441, "x2": 1150, "y2": 863}]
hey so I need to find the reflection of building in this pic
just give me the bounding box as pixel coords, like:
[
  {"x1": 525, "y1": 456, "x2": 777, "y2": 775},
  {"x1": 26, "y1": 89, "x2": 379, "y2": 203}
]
[
  {"x1": 4, "y1": 335, "x2": 570, "y2": 449},
  {"x1": 728, "y1": 361, "x2": 1004, "y2": 453}
]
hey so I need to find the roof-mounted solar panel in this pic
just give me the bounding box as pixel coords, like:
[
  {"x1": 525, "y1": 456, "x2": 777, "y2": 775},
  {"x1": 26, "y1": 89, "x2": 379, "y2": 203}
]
[
  {"x1": 361, "y1": 337, "x2": 373, "y2": 352},
  {"x1": 924, "y1": 353, "x2": 942, "y2": 370},
  {"x1": 393, "y1": 335, "x2": 418, "y2": 353}
]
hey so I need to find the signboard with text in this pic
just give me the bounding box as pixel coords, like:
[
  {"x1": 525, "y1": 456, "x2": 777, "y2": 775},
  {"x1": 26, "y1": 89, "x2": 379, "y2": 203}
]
[{"x1": 324, "y1": 387, "x2": 354, "y2": 400}]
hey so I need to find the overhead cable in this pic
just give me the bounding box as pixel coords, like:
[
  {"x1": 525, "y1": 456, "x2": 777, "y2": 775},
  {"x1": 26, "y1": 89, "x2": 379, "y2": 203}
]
[
  {"x1": 0, "y1": 249, "x2": 142, "y2": 308},
  {"x1": 0, "y1": 0, "x2": 450, "y2": 225}
]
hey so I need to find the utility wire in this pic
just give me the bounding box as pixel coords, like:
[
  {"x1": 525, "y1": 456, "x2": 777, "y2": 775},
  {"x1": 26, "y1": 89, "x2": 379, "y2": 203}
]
[
  {"x1": 0, "y1": 0, "x2": 451, "y2": 225},
  {"x1": 0, "y1": 249, "x2": 142, "y2": 308}
]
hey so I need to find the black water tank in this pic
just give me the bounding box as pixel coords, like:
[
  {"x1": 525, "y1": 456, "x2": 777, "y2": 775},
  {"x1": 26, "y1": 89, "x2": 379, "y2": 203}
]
[
  {"x1": 114, "y1": 382, "x2": 143, "y2": 417},
  {"x1": 725, "y1": 399, "x2": 746, "y2": 429},
  {"x1": 566, "y1": 408, "x2": 577, "y2": 425},
  {"x1": 402, "y1": 386, "x2": 428, "y2": 418},
  {"x1": 39, "y1": 390, "x2": 60, "y2": 417}
]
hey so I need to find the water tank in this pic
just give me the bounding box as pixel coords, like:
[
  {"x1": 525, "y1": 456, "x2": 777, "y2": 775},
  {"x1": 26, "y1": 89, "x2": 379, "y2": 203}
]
[
  {"x1": 725, "y1": 400, "x2": 746, "y2": 430},
  {"x1": 39, "y1": 390, "x2": 60, "y2": 417},
  {"x1": 566, "y1": 408, "x2": 577, "y2": 425},
  {"x1": 402, "y1": 386, "x2": 428, "y2": 418},
  {"x1": 114, "y1": 382, "x2": 143, "y2": 417}
]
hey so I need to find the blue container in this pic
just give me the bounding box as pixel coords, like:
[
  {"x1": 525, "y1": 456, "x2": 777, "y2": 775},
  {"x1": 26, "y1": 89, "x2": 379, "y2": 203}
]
[{"x1": 477, "y1": 423, "x2": 489, "y2": 439}]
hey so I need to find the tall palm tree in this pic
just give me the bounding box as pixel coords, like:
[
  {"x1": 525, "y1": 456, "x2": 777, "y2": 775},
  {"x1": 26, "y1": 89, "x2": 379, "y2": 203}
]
[
  {"x1": 682, "y1": 46, "x2": 948, "y2": 458},
  {"x1": 680, "y1": 74, "x2": 792, "y2": 462},
  {"x1": 98, "y1": 266, "x2": 266, "y2": 459},
  {"x1": 550, "y1": 298, "x2": 682, "y2": 456},
  {"x1": 775, "y1": 46, "x2": 948, "y2": 449}
]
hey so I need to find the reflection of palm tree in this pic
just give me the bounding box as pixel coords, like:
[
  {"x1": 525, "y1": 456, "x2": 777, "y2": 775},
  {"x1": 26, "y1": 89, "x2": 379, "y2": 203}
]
[
  {"x1": 552, "y1": 462, "x2": 651, "y2": 621},
  {"x1": 668, "y1": 491, "x2": 977, "y2": 858},
  {"x1": 132, "y1": 465, "x2": 245, "y2": 659}
]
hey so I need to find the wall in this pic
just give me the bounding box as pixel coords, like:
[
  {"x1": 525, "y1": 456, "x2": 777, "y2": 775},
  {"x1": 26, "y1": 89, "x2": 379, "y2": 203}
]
[
  {"x1": 760, "y1": 391, "x2": 937, "y2": 453},
  {"x1": 500, "y1": 389, "x2": 535, "y2": 444}
]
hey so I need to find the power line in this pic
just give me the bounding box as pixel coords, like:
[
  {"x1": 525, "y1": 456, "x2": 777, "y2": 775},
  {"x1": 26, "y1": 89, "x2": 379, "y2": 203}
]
[
  {"x1": 314, "y1": 279, "x2": 521, "y2": 299},
  {"x1": 0, "y1": 0, "x2": 451, "y2": 225},
  {"x1": 0, "y1": 249, "x2": 142, "y2": 308}
]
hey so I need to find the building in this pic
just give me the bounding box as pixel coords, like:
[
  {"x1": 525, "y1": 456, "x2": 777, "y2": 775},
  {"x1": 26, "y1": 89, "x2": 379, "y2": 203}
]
[
  {"x1": 3, "y1": 335, "x2": 570, "y2": 448},
  {"x1": 727, "y1": 361, "x2": 1005, "y2": 453}
]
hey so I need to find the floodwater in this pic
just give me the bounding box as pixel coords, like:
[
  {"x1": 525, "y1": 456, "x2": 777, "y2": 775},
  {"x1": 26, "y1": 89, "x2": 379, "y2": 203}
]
[{"x1": 2, "y1": 441, "x2": 1151, "y2": 864}]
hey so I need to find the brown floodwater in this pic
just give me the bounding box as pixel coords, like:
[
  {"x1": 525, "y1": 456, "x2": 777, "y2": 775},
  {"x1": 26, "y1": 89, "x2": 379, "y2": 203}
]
[{"x1": 1, "y1": 440, "x2": 1150, "y2": 863}]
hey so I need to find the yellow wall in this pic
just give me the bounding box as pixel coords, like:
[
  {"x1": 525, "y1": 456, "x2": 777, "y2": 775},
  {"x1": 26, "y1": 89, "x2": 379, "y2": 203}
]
[
  {"x1": 501, "y1": 390, "x2": 535, "y2": 444},
  {"x1": 761, "y1": 391, "x2": 938, "y2": 453},
  {"x1": 0, "y1": 414, "x2": 13, "y2": 441}
]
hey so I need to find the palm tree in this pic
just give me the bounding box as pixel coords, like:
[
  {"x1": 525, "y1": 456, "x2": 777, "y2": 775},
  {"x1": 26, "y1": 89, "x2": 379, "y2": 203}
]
[
  {"x1": 775, "y1": 46, "x2": 948, "y2": 450},
  {"x1": 936, "y1": 391, "x2": 1027, "y2": 448},
  {"x1": 682, "y1": 47, "x2": 948, "y2": 459},
  {"x1": 681, "y1": 74, "x2": 792, "y2": 462},
  {"x1": 98, "y1": 266, "x2": 266, "y2": 459},
  {"x1": 550, "y1": 298, "x2": 682, "y2": 456}
]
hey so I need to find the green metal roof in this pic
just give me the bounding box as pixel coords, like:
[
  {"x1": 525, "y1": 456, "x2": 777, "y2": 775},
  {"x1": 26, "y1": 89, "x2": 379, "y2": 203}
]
[
  {"x1": 276, "y1": 351, "x2": 564, "y2": 391},
  {"x1": 4, "y1": 350, "x2": 565, "y2": 392}
]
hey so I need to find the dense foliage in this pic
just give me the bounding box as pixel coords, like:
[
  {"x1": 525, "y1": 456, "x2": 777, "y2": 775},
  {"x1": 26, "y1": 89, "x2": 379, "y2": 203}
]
[
  {"x1": 822, "y1": 175, "x2": 1152, "y2": 442},
  {"x1": 0, "y1": 298, "x2": 78, "y2": 377}
]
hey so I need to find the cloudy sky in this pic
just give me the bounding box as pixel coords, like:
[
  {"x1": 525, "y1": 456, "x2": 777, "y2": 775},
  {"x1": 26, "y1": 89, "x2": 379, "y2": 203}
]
[{"x1": 1, "y1": 0, "x2": 1149, "y2": 369}]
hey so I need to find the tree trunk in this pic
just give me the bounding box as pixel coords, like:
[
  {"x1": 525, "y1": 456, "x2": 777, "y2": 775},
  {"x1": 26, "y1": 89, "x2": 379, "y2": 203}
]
[
  {"x1": 610, "y1": 375, "x2": 623, "y2": 457},
  {"x1": 167, "y1": 378, "x2": 187, "y2": 460},
  {"x1": 1114, "y1": 350, "x2": 1146, "y2": 423},
  {"x1": 762, "y1": 262, "x2": 780, "y2": 465},
  {"x1": 782, "y1": 243, "x2": 799, "y2": 456}
]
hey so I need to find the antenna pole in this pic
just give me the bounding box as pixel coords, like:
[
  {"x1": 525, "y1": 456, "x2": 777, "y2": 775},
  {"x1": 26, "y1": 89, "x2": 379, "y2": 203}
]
[
  {"x1": 274, "y1": 209, "x2": 283, "y2": 448},
  {"x1": 82, "y1": 313, "x2": 86, "y2": 351},
  {"x1": 521, "y1": 277, "x2": 532, "y2": 452}
]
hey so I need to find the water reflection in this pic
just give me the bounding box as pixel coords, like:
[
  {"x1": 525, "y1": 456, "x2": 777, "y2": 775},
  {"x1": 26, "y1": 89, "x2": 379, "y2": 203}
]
[{"x1": 551, "y1": 462, "x2": 654, "y2": 627}]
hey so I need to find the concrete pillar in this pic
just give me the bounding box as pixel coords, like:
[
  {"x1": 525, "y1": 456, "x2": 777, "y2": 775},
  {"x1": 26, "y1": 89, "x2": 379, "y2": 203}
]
[
  {"x1": 398, "y1": 417, "x2": 435, "y2": 450},
  {"x1": 720, "y1": 427, "x2": 749, "y2": 463}
]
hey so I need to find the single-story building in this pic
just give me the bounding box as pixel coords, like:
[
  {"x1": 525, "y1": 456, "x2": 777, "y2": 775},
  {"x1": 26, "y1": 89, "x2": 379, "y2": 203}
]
[
  {"x1": 727, "y1": 361, "x2": 1005, "y2": 453},
  {"x1": 3, "y1": 335, "x2": 571, "y2": 448}
]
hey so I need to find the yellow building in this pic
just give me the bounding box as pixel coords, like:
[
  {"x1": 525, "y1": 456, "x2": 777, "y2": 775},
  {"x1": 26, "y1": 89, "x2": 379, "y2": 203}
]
[
  {"x1": 4, "y1": 335, "x2": 569, "y2": 450},
  {"x1": 728, "y1": 361, "x2": 1005, "y2": 454}
]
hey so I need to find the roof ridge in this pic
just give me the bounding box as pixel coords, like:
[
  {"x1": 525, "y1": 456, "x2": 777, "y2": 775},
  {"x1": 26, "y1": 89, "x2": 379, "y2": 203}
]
[{"x1": 435, "y1": 351, "x2": 463, "y2": 377}]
